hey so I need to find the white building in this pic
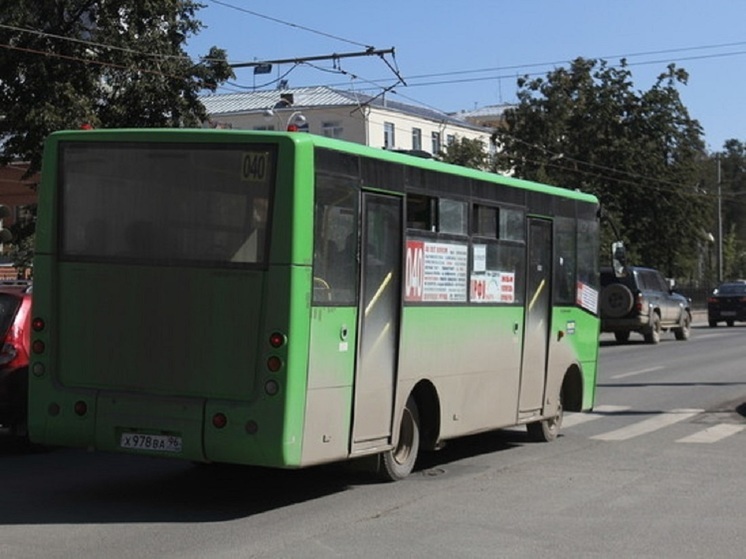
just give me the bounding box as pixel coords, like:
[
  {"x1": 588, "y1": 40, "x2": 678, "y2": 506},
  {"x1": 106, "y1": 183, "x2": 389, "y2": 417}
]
[{"x1": 201, "y1": 86, "x2": 493, "y2": 158}]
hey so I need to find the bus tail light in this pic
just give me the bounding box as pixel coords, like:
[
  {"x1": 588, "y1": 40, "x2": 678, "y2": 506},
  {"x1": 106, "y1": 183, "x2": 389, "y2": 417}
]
[
  {"x1": 269, "y1": 331, "x2": 286, "y2": 348},
  {"x1": 32, "y1": 317, "x2": 45, "y2": 331},
  {"x1": 212, "y1": 413, "x2": 228, "y2": 429},
  {"x1": 74, "y1": 401, "x2": 88, "y2": 416},
  {"x1": 266, "y1": 356, "x2": 283, "y2": 372},
  {"x1": 32, "y1": 339, "x2": 45, "y2": 354}
]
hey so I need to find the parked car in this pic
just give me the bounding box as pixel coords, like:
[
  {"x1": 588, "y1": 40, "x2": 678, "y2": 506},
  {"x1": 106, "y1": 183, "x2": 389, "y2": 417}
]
[
  {"x1": 0, "y1": 281, "x2": 32, "y2": 436},
  {"x1": 600, "y1": 266, "x2": 691, "y2": 344},
  {"x1": 707, "y1": 281, "x2": 746, "y2": 327}
]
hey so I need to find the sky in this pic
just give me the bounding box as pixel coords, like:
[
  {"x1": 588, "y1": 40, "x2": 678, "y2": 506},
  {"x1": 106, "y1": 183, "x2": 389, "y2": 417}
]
[{"x1": 186, "y1": 0, "x2": 745, "y2": 152}]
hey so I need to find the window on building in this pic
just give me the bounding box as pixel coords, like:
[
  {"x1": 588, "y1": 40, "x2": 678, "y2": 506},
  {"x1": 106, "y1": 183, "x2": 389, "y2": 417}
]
[
  {"x1": 384, "y1": 122, "x2": 395, "y2": 149},
  {"x1": 431, "y1": 131, "x2": 441, "y2": 155},
  {"x1": 253, "y1": 125, "x2": 275, "y2": 131},
  {"x1": 412, "y1": 128, "x2": 422, "y2": 151},
  {"x1": 446, "y1": 134, "x2": 455, "y2": 146},
  {"x1": 322, "y1": 121, "x2": 344, "y2": 139}
]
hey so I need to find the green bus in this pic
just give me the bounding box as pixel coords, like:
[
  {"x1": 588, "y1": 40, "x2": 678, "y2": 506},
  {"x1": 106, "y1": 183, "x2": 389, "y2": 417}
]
[{"x1": 29, "y1": 129, "x2": 600, "y2": 480}]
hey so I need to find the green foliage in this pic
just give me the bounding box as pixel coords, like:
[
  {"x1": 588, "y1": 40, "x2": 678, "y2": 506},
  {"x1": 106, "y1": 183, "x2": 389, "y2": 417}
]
[
  {"x1": 0, "y1": 1, "x2": 234, "y2": 262},
  {"x1": 1, "y1": 1, "x2": 233, "y2": 171},
  {"x1": 712, "y1": 140, "x2": 746, "y2": 279},
  {"x1": 439, "y1": 137, "x2": 490, "y2": 170},
  {"x1": 492, "y1": 58, "x2": 711, "y2": 280}
]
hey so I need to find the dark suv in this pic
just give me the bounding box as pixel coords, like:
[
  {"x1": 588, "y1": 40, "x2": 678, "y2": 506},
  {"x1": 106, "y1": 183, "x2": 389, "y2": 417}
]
[
  {"x1": 0, "y1": 281, "x2": 32, "y2": 436},
  {"x1": 600, "y1": 266, "x2": 691, "y2": 344}
]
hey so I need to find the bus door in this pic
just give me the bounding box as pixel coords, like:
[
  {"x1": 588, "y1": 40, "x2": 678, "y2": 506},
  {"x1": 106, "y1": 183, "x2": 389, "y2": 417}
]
[
  {"x1": 351, "y1": 193, "x2": 403, "y2": 451},
  {"x1": 519, "y1": 218, "x2": 553, "y2": 414}
]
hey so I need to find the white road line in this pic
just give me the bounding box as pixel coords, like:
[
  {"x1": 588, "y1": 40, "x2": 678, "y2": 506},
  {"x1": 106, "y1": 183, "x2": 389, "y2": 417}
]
[
  {"x1": 676, "y1": 424, "x2": 746, "y2": 444},
  {"x1": 562, "y1": 405, "x2": 631, "y2": 428},
  {"x1": 591, "y1": 408, "x2": 704, "y2": 441},
  {"x1": 610, "y1": 366, "x2": 664, "y2": 380}
]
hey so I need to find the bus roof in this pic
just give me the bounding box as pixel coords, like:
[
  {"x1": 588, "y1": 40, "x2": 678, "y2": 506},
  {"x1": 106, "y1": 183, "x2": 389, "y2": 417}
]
[{"x1": 46, "y1": 128, "x2": 598, "y2": 205}]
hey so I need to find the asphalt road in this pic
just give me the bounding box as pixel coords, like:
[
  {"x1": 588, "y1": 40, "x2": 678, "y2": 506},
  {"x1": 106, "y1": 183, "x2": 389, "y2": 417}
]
[{"x1": 1, "y1": 319, "x2": 744, "y2": 558}]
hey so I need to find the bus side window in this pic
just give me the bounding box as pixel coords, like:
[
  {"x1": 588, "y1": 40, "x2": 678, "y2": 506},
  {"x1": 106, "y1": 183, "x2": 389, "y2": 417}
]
[{"x1": 313, "y1": 176, "x2": 358, "y2": 305}]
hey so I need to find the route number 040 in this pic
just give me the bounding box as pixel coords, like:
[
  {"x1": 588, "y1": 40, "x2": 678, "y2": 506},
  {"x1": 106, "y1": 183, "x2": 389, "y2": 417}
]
[{"x1": 242, "y1": 152, "x2": 269, "y2": 182}]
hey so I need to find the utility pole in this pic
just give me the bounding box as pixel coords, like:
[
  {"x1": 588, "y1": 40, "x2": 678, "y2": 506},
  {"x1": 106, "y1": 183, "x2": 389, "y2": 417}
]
[{"x1": 717, "y1": 154, "x2": 723, "y2": 283}]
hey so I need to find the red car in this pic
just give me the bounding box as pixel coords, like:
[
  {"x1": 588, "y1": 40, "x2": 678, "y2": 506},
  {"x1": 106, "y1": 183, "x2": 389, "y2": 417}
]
[{"x1": 0, "y1": 281, "x2": 32, "y2": 436}]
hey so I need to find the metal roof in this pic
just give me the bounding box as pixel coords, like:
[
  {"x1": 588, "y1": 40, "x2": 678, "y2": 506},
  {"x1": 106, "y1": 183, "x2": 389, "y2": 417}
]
[{"x1": 200, "y1": 86, "x2": 486, "y2": 131}]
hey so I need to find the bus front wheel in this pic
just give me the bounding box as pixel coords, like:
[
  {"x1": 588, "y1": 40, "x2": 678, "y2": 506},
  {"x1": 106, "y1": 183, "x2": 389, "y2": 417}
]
[{"x1": 380, "y1": 396, "x2": 420, "y2": 481}]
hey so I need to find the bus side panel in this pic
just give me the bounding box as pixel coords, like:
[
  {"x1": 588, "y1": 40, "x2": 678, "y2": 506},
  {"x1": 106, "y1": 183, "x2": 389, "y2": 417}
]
[
  {"x1": 398, "y1": 305, "x2": 524, "y2": 439},
  {"x1": 548, "y1": 307, "x2": 599, "y2": 411},
  {"x1": 300, "y1": 306, "x2": 358, "y2": 466}
]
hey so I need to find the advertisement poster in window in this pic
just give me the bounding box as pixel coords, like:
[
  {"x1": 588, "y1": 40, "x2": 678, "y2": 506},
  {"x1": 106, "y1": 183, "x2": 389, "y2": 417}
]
[{"x1": 405, "y1": 240, "x2": 468, "y2": 302}]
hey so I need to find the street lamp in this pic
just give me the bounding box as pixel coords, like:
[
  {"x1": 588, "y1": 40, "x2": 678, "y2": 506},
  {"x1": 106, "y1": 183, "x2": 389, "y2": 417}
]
[{"x1": 263, "y1": 109, "x2": 308, "y2": 132}]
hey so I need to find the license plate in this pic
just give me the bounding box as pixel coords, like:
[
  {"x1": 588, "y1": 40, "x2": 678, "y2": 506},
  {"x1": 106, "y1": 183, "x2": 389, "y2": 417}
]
[
  {"x1": 721, "y1": 311, "x2": 736, "y2": 316},
  {"x1": 120, "y1": 432, "x2": 183, "y2": 453}
]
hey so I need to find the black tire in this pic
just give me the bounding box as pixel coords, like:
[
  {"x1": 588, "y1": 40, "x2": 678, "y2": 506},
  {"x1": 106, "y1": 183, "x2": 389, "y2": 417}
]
[
  {"x1": 600, "y1": 284, "x2": 634, "y2": 318},
  {"x1": 727, "y1": 320, "x2": 735, "y2": 327},
  {"x1": 644, "y1": 313, "x2": 661, "y2": 344},
  {"x1": 380, "y1": 396, "x2": 420, "y2": 481},
  {"x1": 527, "y1": 397, "x2": 563, "y2": 442},
  {"x1": 614, "y1": 331, "x2": 631, "y2": 344},
  {"x1": 709, "y1": 320, "x2": 718, "y2": 328},
  {"x1": 674, "y1": 311, "x2": 691, "y2": 341}
]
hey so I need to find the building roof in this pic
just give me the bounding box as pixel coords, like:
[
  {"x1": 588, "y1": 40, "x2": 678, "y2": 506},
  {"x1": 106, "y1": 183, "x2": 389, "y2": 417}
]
[
  {"x1": 452, "y1": 104, "x2": 514, "y2": 120},
  {"x1": 201, "y1": 86, "x2": 486, "y2": 131}
]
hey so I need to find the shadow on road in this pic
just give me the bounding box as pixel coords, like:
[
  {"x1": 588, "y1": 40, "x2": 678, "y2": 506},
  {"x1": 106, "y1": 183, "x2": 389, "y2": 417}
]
[{"x1": 0, "y1": 426, "x2": 531, "y2": 526}]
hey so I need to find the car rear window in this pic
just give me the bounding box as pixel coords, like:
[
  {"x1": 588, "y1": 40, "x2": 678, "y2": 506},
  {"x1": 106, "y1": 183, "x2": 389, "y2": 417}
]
[
  {"x1": 718, "y1": 283, "x2": 746, "y2": 295},
  {"x1": 0, "y1": 293, "x2": 22, "y2": 338}
]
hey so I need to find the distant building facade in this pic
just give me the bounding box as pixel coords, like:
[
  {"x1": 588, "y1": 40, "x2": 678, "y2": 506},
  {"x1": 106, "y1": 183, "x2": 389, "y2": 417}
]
[{"x1": 201, "y1": 86, "x2": 496, "y2": 158}]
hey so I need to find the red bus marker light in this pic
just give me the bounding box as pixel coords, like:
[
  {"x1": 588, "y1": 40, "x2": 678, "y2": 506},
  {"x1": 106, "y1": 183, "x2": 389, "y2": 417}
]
[
  {"x1": 267, "y1": 356, "x2": 282, "y2": 372},
  {"x1": 74, "y1": 401, "x2": 88, "y2": 416},
  {"x1": 269, "y1": 332, "x2": 286, "y2": 348},
  {"x1": 212, "y1": 413, "x2": 228, "y2": 429}
]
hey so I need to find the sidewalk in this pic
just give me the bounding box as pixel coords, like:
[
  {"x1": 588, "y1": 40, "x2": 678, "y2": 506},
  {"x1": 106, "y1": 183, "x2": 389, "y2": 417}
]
[{"x1": 691, "y1": 309, "x2": 707, "y2": 326}]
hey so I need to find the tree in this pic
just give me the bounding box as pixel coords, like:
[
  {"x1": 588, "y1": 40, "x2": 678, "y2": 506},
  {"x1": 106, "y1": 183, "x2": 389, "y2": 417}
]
[
  {"x1": 709, "y1": 139, "x2": 746, "y2": 280},
  {"x1": 492, "y1": 58, "x2": 710, "y2": 280},
  {"x1": 439, "y1": 136, "x2": 490, "y2": 170},
  {"x1": 0, "y1": 1, "x2": 234, "y2": 270},
  {"x1": 1, "y1": 1, "x2": 233, "y2": 172}
]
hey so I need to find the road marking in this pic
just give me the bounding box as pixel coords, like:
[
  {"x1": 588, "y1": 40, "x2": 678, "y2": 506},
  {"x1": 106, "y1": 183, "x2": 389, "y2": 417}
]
[
  {"x1": 610, "y1": 366, "x2": 664, "y2": 380},
  {"x1": 591, "y1": 408, "x2": 703, "y2": 441},
  {"x1": 676, "y1": 423, "x2": 746, "y2": 444},
  {"x1": 562, "y1": 405, "x2": 631, "y2": 428}
]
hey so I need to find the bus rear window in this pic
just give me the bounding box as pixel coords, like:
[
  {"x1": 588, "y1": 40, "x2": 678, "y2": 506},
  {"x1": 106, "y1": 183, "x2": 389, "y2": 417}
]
[{"x1": 59, "y1": 142, "x2": 276, "y2": 267}]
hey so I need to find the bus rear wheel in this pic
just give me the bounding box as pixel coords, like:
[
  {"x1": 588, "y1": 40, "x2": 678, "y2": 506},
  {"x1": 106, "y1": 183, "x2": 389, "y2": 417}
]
[
  {"x1": 527, "y1": 398, "x2": 563, "y2": 442},
  {"x1": 380, "y1": 396, "x2": 420, "y2": 481}
]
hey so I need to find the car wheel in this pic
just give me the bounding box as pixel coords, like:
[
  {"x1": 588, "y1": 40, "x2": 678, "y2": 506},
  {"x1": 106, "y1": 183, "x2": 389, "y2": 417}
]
[
  {"x1": 709, "y1": 320, "x2": 717, "y2": 328},
  {"x1": 644, "y1": 313, "x2": 661, "y2": 344},
  {"x1": 614, "y1": 331, "x2": 631, "y2": 344},
  {"x1": 727, "y1": 320, "x2": 735, "y2": 327},
  {"x1": 674, "y1": 311, "x2": 691, "y2": 341},
  {"x1": 600, "y1": 284, "x2": 634, "y2": 318}
]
